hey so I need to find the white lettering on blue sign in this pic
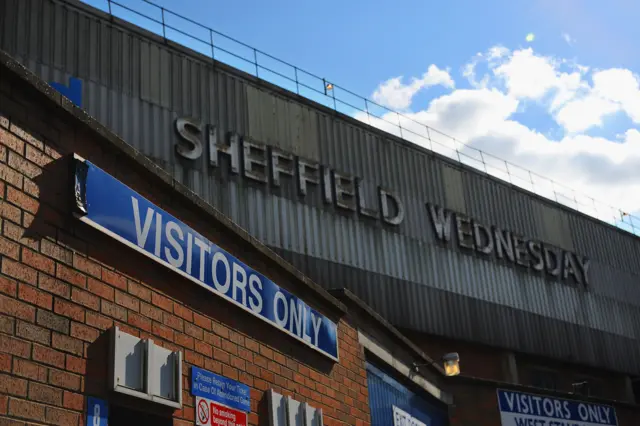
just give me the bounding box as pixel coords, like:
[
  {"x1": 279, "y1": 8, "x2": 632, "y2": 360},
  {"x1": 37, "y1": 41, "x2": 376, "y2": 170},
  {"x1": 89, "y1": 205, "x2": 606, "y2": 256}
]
[
  {"x1": 392, "y1": 406, "x2": 427, "y2": 426},
  {"x1": 497, "y1": 390, "x2": 617, "y2": 426},
  {"x1": 191, "y1": 367, "x2": 251, "y2": 412},
  {"x1": 73, "y1": 158, "x2": 339, "y2": 361}
]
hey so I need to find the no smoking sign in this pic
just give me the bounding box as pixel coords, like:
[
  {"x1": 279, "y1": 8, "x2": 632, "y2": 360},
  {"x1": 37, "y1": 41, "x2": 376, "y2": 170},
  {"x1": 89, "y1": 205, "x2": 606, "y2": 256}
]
[{"x1": 195, "y1": 396, "x2": 248, "y2": 426}]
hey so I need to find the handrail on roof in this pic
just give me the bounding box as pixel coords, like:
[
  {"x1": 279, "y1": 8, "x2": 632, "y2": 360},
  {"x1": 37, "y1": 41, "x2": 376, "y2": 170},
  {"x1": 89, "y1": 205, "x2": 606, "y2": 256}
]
[{"x1": 80, "y1": 0, "x2": 639, "y2": 237}]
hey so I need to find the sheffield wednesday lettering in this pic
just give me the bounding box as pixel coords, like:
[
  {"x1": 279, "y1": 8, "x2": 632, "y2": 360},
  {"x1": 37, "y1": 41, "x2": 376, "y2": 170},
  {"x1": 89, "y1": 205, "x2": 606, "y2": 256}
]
[
  {"x1": 497, "y1": 389, "x2": 617, "y2": 426},
  {"x1": 73, "y1": 157, "x2": 339, "y2": 361},
  {"x1": 428, "y1": 204, "x2": 590, "y2": 286},
  {"x1": 174, "y1": 118, "x2": 590, "y2": 286}
]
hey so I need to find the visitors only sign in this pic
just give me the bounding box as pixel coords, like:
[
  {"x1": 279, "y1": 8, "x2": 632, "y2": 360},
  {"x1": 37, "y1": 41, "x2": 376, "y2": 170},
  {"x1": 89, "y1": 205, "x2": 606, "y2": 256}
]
[
  {"x1": 497, "y1": 389, "x2": 617, "y2": 426},
  {"x1": 73, "y1": 157, "x2": 339, "y2": 361}
]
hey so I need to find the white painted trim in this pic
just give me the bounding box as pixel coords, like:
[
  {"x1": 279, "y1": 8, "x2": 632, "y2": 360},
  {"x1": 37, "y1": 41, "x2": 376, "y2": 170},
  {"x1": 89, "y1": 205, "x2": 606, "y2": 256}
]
[
  {"x1": 358, "y1": 331, "x2": 452, "y2": 405},
  {"x1": 78, "y1": 215, "x2": 339, "y2": 362}
]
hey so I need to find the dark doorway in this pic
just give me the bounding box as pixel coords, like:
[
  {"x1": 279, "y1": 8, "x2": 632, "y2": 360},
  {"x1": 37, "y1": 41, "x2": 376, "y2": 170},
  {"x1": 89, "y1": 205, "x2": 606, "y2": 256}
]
[{"x1": 109, "y1": 404, "x2": 173, "y2": 426}]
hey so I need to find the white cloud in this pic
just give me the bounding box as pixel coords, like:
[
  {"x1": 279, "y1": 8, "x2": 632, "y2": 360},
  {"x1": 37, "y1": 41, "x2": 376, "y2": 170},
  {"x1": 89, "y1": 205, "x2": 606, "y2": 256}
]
[
  {"x1": 562, "y1": 32, "x2": 576, "y2": 46},
  {"x1": 357, "y1": 46, "x2": 640, "y2": 224},
  {"x1": 372, "y1": 65, "x2": 454, "y2": 110}
]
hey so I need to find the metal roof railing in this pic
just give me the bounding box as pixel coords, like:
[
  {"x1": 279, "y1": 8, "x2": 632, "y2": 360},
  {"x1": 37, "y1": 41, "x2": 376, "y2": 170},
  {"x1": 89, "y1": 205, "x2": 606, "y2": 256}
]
[{"x1": 86, "y1": 0, "x2": 639, "y2": 236}]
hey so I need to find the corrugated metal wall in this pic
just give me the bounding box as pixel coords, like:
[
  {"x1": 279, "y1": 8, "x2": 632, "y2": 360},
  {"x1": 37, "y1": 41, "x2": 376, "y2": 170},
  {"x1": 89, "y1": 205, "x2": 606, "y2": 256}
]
[{"x1": 3, "y1": 0, "x2": 640, "y2": 374}]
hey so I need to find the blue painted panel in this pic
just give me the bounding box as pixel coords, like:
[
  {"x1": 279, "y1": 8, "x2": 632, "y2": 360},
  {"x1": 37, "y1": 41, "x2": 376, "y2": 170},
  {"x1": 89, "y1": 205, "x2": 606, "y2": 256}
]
[
  {"x1": 50, "y1": 77, "x2": 83, "y2": 107},
  {"x1": 86, "y1": 397, "x2": 108, "y2": 426},
  {"x1": 366, "y1": 362, "x2": 448, "y2": 426}
]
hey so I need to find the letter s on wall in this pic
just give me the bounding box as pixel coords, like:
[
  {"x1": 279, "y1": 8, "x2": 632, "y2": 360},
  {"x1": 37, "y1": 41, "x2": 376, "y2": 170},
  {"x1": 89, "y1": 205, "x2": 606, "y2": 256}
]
[{"x1": 175, "y1": 117, "x2": 203, "y2": 160}]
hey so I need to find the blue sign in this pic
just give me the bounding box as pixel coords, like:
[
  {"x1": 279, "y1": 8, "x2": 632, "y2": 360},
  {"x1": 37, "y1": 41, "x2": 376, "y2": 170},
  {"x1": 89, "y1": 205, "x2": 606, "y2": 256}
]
[
  {"x1": 73, "y1": 157, "x2": 339, "y2": 360},
  {"x1": 497, "y1": 389, "x2": 617, "y2": 426},
  {"x1": 86, "y1": 397, "x2": 108, "y2": 426},
  {"x1": 191, "y1": 366, "x2": 250, "y2": 412},
  {"x1": 50, "y1": 76, "x2": 83, "y2": 107}
]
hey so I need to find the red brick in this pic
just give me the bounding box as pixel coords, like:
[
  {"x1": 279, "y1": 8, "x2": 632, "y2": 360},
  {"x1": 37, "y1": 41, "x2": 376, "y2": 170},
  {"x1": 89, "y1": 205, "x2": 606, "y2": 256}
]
[
  {"x1": 36, "y1": 309, "x2": 69, "y2": 334},
  {"x1": 0, "y1": 316, "x2": 13, "y2": 334},
  {"x1": 29, "y1": 382, "x2": 62, "y2": 406},
  {"x1": 22, "y1": 248, "x2": 54, "y2": 275},
  {"x1": 52, "y1": 333, "x2": 84, "y2": 356},
  {"x1": 101, "y1": 268, "x2": 127, "y2": 290},
  {"x1": 9, "y1": 123, "x2": 44, "y2": 150},
  {"x1": 46, "y1": 406, "x2": 81, "y2": 426},
  {"x1": 7, "y1": 187, "x2": 38, "y2": 214},
  {"x1": 194, "y1": 341, "x2": 213, "y2": 357},
  {"x1": 0, "y1": 353, "x2": 10, "y2": 373},
  {"x1": 212, "y1": 322, "x2": 230, "y2": 339},
  {"x1": 49, "y1": 369, "x2": 81, "y2": 391},
  {"x1": 3, "y1": 221, "x2": 38, "y2": 249},
  {"x1": 40, "y1": 240, "x2": 72, "y2": 264},
  {"x1": 128, "y1": 312, "x2": 151, "y2": 332},
  {"x1": 87, "y1": 277, "x2": 114, "y2": 301},
  {"x1": 162, "y1": 312, "x2": 183, "y2": 331},
  {"x1": 222, "y1": 364, "x2": 239, "y2": 381},
  {"x1": 63, "y1": 391, "x2": 84, "y2": 411},
  {"x1": 33, "y1": 344, "x2": 65, "y2": 368},
  {"x1": 0, "y1": 128, "x2": 25, "y2": 153},
  {"x1": 184, "y1": 322, "x2": 203, "y2": 340},
  {"x1": 56, "y1": 264, "x2": 87, "y2": 288},
  {"x1": 174, "y1": 303, "x2": 193, "y2": 322},
  {"x1": 0, "y1": 236, "x2": 19, "y2": 260},
  {"x1": 101, "y1": 300, "x2": 127, "y2": 321},
  {"x1": 0, "y1": 275, "x2": 17, "y2": 296},
  {"x1": 0, "y1": 374, "x2": 27, "y2": 397},
  {"x1": 71, "y1": 322, "x2": 99, "y2": 343},
  {"x1": 65, "y1": 355, "x2": 86, "y2": 375},
  {"x1": 85, "y1": 311, "x2": 113, "y2": 330},
  {"x1": 23, "y1": 178, "x2": 39, "y2": 197},
  {"x1": 8, "y1": 398, "x2": 46, "y2": 422},
  {"x1": 204, "y1": 331, "x2": 221, "y2": 347},
  {"x1": 2, "y1": 258, "x2": 37, "y2": 285},
  {"x1": 185, "y1": 350, "x2": 204, "y2": 367},
  {"x1": 54, "y1": 299, "x2": 84, "y2": 322},
  {"x1": 0, "y1": 293, "x2": 36, "y2": 322},
  {"x1": 193, "y1": 312, "x2": 211, "y2": 330},
  {"x1": 73, "y1": 254, "x2": 101, "y2": 278},
  {"x1": 8, "y1": 151, "x2": 41, "y2": 179},
  {"x1": 175, "y1": 332, "x2": 194, "y2": 350},
  {"x1": 39, "y1": 274, "x2": 70, "y2": 298},
  {"x1": 71, "y1": 287, "x2": 99, "y2": 311},
  {"x1": 0, "y1": 115, "x2": 7, "y2": 129},
  {"x1": 13, "y1": 358, "x2": 47, "y2": 382},
  {"x1": 152, "y1": 322, "x2": 173, "y2": 341},
  {"x1": 18, "y1": 283, "x2": 52, "y2": 310},
  {"x1": 0, "y1": 199, "x2": 22, "y2": 224},
  {"x1": 115, "y1": 290, "x2": 139, "y2": 312},
  {"x1": 128, "y1": 280, "x2": 150, "y2": 301},
  {"x1": 0, "y1": 394, "x2": 7, "y2": 416},
  {"x1": 25, "y1": 145, "x2": 51, "y2": 167},
  {"x1": 140, "y1": 302, "x2": 163, "y2": 322},
  {"x1": 16, "y1": 321, "x2": 50, "y2": 345},
  {"x1": 151, "y1": 292, "x2": 173, "y2": 312},
  {"x1": 0, "y1": 163, "x2": 23, "y2": 188}
]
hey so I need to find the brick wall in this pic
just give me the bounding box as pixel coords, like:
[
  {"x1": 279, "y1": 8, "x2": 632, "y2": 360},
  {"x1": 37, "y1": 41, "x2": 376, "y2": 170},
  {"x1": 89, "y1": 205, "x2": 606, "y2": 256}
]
[{"x1": 0, "y1": 63, "x2": 371, "y2": 425}]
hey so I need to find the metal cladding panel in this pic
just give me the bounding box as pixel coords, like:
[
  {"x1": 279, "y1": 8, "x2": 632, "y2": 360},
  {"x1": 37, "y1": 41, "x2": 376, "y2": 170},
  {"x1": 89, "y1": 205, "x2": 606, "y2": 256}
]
[{"x1": 4, "y1": 0, "x2": 640, "y2": 374}]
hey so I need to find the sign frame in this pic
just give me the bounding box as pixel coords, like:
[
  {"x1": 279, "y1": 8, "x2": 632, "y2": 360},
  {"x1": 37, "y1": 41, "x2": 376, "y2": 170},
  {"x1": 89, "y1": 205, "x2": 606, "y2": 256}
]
[
  {"x1": 496, "y1": 389, "x2": 618, "y2": 426},
  {"x1": 72, "y1": 154, "x2": 339, "y2": 361}
]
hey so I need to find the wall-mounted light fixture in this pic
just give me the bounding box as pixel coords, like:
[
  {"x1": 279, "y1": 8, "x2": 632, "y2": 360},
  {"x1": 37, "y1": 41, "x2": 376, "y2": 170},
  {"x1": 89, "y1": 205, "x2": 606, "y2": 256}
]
[
  {"x1": 442, "y1": 353, "x2": 460, "y2": 377},
  {"x1": 411, "y1": 353, "x2": 461, "y2": 377}
]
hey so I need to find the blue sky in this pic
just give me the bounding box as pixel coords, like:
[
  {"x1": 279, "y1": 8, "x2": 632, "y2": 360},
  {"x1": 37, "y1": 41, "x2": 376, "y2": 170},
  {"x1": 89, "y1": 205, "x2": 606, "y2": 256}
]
[{"x1": 83, "y1": 0, "x2": 640, "y2": 233}]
